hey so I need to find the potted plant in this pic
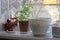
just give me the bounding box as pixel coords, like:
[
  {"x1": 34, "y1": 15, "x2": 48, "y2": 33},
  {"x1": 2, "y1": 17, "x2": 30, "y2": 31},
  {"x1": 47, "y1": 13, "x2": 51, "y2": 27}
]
[
  {"x1": 3, "y1": 18, "x2": 18, "y2": 31},
  {"x1": 15, "y1": 4, "x2": 33, "y2": 32}
]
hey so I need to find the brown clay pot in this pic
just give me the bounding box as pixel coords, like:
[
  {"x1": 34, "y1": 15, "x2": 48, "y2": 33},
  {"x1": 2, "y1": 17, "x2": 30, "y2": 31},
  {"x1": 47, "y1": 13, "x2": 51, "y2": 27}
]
[{"x1": 19, "y1": 21, "x2": 29, "y2": 32}]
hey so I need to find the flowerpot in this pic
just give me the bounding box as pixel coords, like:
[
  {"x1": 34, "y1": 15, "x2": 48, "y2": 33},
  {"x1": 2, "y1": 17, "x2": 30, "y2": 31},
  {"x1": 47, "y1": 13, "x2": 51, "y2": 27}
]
[
  {"x1": 29, "y1": 18, "x2": 51, "y2": 36},
  {"x1": 19, "y1": 21, "x2": 29, "y2": 32}
]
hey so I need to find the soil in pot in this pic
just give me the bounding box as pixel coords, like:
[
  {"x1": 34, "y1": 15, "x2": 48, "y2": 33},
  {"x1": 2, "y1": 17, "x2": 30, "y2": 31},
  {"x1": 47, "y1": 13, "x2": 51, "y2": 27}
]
[{"x1": 19, "y1": 21, "x2": 29, "y2": 32}]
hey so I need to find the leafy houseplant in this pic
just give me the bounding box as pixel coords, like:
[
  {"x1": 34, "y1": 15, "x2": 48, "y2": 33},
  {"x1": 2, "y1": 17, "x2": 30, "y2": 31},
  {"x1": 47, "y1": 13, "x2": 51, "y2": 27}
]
[{"x1": 15, "y1": 4, "x2": 33, "y2": 32}]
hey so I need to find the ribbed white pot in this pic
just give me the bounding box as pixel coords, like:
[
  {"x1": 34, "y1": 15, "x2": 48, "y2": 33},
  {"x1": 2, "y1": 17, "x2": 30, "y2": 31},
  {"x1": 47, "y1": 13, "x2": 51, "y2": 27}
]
[{"x1": 29, "y1": 18, "x2": 51, "y2": 36}]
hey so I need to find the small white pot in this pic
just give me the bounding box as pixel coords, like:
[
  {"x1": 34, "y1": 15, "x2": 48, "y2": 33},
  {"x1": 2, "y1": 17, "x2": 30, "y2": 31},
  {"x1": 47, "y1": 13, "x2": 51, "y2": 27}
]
[{"x1": 29, "y1": 18, "x2": 51, "y2": 36}]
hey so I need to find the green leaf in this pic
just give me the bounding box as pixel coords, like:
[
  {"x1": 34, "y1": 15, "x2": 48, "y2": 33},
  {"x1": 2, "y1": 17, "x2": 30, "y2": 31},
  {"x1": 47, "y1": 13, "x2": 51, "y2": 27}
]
[{"x1": 15, "y1": 3, "x2": 34, "y2": 21}]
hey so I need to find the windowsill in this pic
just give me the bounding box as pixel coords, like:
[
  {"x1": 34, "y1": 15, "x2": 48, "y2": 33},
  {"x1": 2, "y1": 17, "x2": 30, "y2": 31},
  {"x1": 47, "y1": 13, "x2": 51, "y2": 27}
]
[{"x1": 0, "y1": 31, "x2": 59, "y2": 40}]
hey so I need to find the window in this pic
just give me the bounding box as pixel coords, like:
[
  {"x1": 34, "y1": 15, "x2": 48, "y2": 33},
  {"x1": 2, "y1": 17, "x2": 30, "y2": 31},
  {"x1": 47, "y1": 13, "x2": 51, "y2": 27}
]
[
  {"x1": 9, "y1": 0, "x2": 60, "y2": 21},
  {"x1": 1, "y1": 0, "x2": 60, "y2": 34}
]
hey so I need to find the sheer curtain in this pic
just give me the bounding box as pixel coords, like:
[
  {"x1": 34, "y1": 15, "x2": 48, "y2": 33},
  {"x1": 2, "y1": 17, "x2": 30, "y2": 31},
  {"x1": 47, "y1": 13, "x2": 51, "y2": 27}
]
[
  {"x1": 29, "y1": 0, "x2": 59, "y2": 22},
  {"x1": 8, "y1": 0, "x2": 60, "y2": 21},
  {"x1": 0, "y1": 0, "x2": 9, "y2": 31}
]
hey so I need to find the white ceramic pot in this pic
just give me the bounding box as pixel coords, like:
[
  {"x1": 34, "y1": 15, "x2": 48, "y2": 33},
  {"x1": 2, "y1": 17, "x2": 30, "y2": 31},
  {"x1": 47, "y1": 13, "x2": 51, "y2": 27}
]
[{"x1": 29, "y1": 18, "x2": 51, "y2": 36}]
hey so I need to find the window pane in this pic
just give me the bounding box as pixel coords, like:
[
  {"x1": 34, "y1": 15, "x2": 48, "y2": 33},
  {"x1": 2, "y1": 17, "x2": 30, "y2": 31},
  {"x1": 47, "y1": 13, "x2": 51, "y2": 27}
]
[{"x1": 30, "y1": 5, "x2": 59, "y2": 22}]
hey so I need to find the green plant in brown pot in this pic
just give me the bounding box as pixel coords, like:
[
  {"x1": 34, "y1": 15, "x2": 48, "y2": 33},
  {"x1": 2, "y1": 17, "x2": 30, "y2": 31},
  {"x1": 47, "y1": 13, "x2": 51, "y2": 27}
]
[{"x1": 15, "y1": 4, "x2": 33, "y2": 32}]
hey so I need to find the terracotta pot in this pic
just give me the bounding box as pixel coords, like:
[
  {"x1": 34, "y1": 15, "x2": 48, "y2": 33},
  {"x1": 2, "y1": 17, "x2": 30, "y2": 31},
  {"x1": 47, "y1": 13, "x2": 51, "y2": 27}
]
[{"x1": 19, "y1": 21, "x2": 29, "y2": 32}]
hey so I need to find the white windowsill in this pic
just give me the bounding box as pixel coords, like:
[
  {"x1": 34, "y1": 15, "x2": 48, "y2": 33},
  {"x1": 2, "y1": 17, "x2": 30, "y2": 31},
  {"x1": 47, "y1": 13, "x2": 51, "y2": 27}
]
[{"x1": 0, "y1": 31, "x2": 59, "y2": 40}]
